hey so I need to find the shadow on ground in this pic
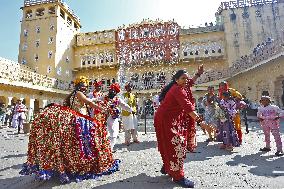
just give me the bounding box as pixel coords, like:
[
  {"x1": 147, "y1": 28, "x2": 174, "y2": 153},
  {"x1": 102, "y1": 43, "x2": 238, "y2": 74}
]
[
  {"x1": 93, "y1": 173, "x2": 177, "y2": 189},
  {"x1": 185, "y1": 142, "x2": 238, "y2": 162},
  {"x1": 115, "y1": 140, "x2": 157, "y2": 152},
  {"x1": 226, "y1": 151, "x2": 284, "y2": 177}
]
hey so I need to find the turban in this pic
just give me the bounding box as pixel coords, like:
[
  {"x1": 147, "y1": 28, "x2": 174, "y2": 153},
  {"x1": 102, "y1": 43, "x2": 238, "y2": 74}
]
[
  {"x1": 94, "y1": 81, "x2": 103, "y2": 87},
  {"x1": 110, "y1": 83, "x2": 120, "y2": 93},
  {"x1": 125, "y1": 82, "x2": 132, "y2": 90}
]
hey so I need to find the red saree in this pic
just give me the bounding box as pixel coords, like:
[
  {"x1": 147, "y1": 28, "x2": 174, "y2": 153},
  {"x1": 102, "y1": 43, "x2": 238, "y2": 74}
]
[{"x1": 154, "y1": 84, "x2": 195, "y2": 180}]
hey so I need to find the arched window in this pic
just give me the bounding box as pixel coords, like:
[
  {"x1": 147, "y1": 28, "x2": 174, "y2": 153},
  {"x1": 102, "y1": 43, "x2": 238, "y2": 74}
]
[
  {"x1": 35, "y1": 40, "x2": 40, "y2": 48},
  {"x1": 67, "y1": 16, "x2": 72, "y2": 26},
  {"x1": 47, "y1": 66, "x2": 52, "y2": 74},
  {"x1": 66, "y1": 56, "x2": 70, "y2": 63},
  {"x1": 48, "y1": 37, "x2": 54, "y2": 44},
  {"x1": 23, "y1": 29, "x2": 28, "y2": 37},
  {"x1": 81, "y1": 59, "x2": 86, "y2": 66},
  {"x1": 48, "y1": 6, "x2": 55, "y2": 14},
  {"x1": 35, "y1": 8, "x2": 45, "y2": 17},
  {"x1": 60, "y1": 9, "x2": 65, "y2": 19},
  {"x1": 22, "y1": 43, "x2": 27, "y2": 51},
  {"x1": 48, "y1": 51, "x2": 53, "y2": 59},
  {"x1": 143, "y1": 72, "x2": 155, "y2": 89},
  {"x1": 57, "y1": 67, "x2": 62, "y2": 75},
  {"x1": 25, "y1": 10, "x2": 32, "y2": 18},
  {"x1": 21, "y1": 58, "x2": 27, "y2": 65},
  {"x1": 99, "y1": 53, "x2": 104, "y2": 64},
  {"x1": 36, "y1": 26, "x2": 40, "y2": 33},
  {"x1": 157, "y1": 72, "x2": 166, "y2": 87},
  {"x1": 34, "y1": 54, "x2": 39, "y2": 62}
]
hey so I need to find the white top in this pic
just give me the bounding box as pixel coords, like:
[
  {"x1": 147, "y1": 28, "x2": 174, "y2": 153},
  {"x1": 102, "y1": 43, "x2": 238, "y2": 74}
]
[{"x1": 257, "y1": 104, "x2": 282, "y2": 120}]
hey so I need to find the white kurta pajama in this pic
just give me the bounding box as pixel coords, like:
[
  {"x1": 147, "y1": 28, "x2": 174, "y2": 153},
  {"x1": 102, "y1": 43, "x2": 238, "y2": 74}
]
[
  {"x1": 104, "y1": 97, "x2": 132, "y2": 150},
  {"x1": 12, "y1": 104, "x2": 27, "y2": 131},
  {"x1": 121, "y1": 114, "x2": 138, "y2": 143},
  {"x1": 122, "y1": 92, "x2": 139, "y2": 143}
]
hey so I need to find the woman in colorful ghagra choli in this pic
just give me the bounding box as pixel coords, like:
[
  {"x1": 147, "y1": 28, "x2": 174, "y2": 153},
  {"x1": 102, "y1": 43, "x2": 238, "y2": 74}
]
[
  {"x1": 216, "y1": 91, "x2": 240, "y2": 151},
  {"x1": 20, "y1": 76, "x2": 120, "y2": 183}
]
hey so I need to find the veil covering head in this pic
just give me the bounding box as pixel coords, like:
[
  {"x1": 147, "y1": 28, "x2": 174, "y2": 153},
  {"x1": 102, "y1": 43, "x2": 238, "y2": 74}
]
[{"x1": 218, "y1": 81, "x2": 229, "y2": 98}]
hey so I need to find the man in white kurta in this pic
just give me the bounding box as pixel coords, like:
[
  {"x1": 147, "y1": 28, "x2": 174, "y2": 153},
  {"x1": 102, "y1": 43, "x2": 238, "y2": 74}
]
[
  {"x1": 103, "y1": 83, "x2": 132, "y2": 151},
  {"x1": 122, "y1": 83, "x2": 139, "y2": 146},
  {"x1": 12, "y1": 100, "x2": 27, "y2": 133}
]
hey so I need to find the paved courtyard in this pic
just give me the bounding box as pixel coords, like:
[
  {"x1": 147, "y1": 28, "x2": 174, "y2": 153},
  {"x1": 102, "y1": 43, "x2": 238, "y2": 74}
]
[{"x1": 0, "y1": 119, "x2": 283, "y2": 189}]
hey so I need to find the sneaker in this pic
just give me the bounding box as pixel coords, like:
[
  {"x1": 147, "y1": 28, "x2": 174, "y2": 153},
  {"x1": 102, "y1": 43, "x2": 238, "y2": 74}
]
[
  {"x1": 275, "y1": 151, "x2": 284, "y2": 156},
  {"x1": 133, "y1": 140, "x2": 140, "y2": 144},
  {"x1": 173, "y1": 177, "x2": 194, "y2": 188},
  {"x1": 260, "y1": 147, "x2": 271, "y2": 152}
]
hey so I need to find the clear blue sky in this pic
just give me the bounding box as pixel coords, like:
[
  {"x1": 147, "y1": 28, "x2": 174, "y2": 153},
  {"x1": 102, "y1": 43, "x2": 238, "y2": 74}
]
[{"x1": 0, "y1": 0, "x2": 223, "y2": 62}]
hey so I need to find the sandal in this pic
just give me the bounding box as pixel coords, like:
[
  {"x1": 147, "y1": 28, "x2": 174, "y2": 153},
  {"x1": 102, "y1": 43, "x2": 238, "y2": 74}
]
[
  {"x1": 174, "y1": 177, "x2": 195, "y2": 188},
  {"x1": 225, "y1": 146, "x2": 233, "y2": 151},
  {"x1": 275, "y1": 151, "x2": 284, "y2": 156},
  {"x1": 205, "y1": 138, "x2": 214, "y2": 142},
  {"x1": 259, "y1": 147, "x2": 271, "y2": 152},
  {"x1": 124, "y1": 142, "x2": 131, "y2": 146},
  {"x1": 160, "y1": 165, "x2": 167, "y2": 175}
]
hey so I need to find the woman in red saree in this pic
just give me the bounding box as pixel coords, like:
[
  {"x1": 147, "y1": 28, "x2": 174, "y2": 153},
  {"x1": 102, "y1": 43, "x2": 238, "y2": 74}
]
[{"x1": 154, "y1": 69, "x2": 203, "y2": 188}]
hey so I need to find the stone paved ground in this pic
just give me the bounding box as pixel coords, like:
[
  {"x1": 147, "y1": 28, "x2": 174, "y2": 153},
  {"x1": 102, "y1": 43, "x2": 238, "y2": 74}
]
[{"x1": 0, "y1": 119, "x2": 283, "y2": 189}]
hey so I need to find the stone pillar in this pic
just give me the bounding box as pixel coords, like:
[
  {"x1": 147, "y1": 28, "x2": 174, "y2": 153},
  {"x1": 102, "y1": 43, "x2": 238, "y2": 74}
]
[
  {"x1": 28, "y1": 99, "x2": 35, "y2": 122},
  {"x1": 42, "y1": 100, "x2": 48, "y2": 108},
  {"x1": 8, "y1": 97, "x2": 13, "y2": 106}
]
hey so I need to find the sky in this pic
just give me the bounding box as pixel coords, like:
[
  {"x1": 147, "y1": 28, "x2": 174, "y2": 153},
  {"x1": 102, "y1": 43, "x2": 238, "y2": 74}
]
[{"x1": 0, "y1": 0, "x2": 224, "y2": 62}]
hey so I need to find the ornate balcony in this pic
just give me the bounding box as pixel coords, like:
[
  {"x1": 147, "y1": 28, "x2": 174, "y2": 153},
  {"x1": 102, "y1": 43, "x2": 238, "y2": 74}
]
[{"x1": 0, "y1": 57, "x2": 72, "y2": 93}]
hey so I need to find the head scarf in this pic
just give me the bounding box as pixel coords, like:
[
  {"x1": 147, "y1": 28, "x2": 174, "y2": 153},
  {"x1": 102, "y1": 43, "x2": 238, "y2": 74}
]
[{"x1": 218, "y1": 81, "x2": 229, "y2": 99}]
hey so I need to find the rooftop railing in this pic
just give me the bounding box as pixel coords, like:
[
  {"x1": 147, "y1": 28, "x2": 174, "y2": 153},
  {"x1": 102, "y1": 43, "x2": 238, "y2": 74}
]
[
  {"x1": 196, "y1": 35, "x2": 284, "y2": 84},
  {"x1": 24, "y1": 0, "x2": 80, "y2": 24},
  {"x1": 0, "y1": 57, "x2": 72, "y2": 92},
  {"x1": 216, "y1": 0, "x2": 279, "y2": 15}
]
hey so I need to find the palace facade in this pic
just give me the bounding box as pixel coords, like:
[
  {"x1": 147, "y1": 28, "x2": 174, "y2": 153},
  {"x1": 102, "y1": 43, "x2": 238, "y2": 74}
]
[{"x1": 1, "y1": 0, "x2": 284, "y2": 120}]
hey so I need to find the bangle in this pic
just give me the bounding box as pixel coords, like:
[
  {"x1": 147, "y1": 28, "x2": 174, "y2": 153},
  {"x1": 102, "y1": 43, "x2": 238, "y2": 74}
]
[{"x1": 195, "y1": 73, "x2": 201, "y2": 77}]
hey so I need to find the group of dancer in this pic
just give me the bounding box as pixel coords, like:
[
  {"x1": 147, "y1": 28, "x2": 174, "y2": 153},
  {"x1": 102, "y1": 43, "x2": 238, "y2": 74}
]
[
  {"x1": 20, "y1": 77, "x2": 139, "y2": 183},
  {"x1": 19, "y1": 65, "x2": 283, "y2": 188},
  {"x1": 154, "y1": 66, "x2": 283, "y2": 188},
  {"x1": 200, "y1": 82, "x2": 283, "y2": 156}
]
